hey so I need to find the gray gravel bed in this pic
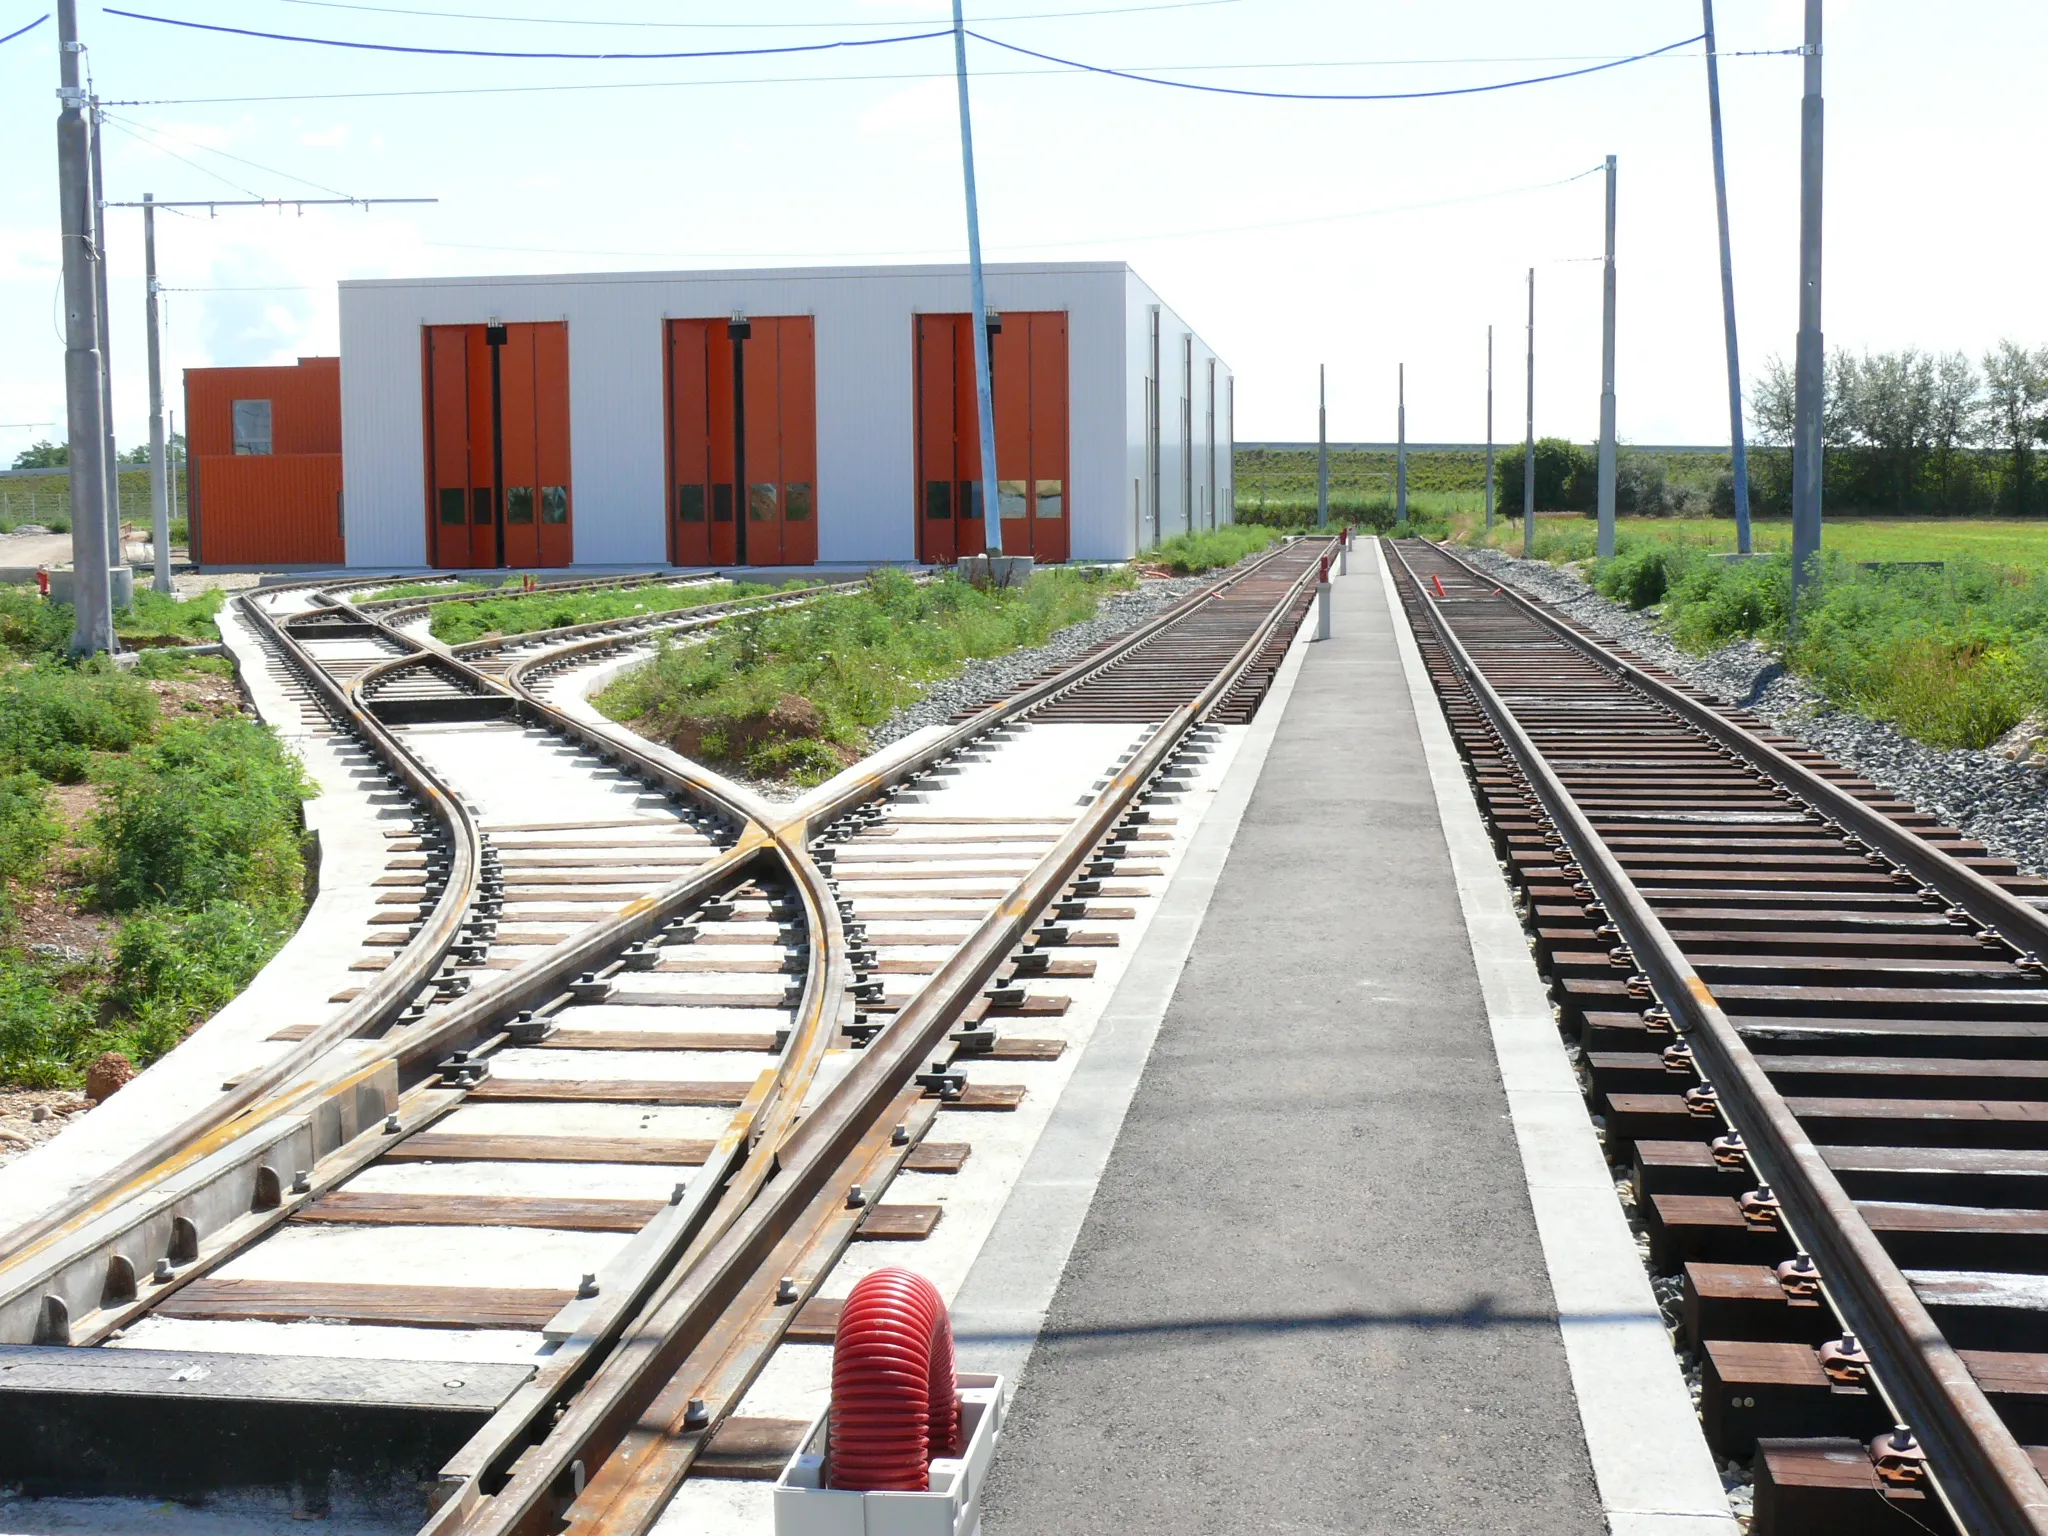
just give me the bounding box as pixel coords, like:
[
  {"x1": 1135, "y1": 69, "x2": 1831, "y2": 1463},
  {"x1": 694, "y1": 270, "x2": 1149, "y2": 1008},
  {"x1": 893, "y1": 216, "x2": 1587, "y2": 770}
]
[
  {"x1": 1461, "y1": 545, "x2": 2048, "y2": 878},
  {"x1": 867, "y1": 574, "x2": 1213, "y2": 748}
]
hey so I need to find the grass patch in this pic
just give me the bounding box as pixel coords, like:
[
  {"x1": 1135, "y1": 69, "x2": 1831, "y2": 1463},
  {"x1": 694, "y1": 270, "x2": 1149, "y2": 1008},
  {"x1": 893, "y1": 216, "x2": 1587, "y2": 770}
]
[
  {"x1": 117, "y1": 586, "x2": 224, "y2": 646},
  {"x1": 1486, "y1": 518, "x2": 2048, "y2": 750},
  {"x1": 0, "y1": 647, "x2": 314, "y2": 1088},
  {"x1": 598, "y1": 567, "x2": 1131, "y2": 784},
  {"x1": 428, "y1": 579, "x2": 772, "y2": 644},
  {"x1": 1143, "y1": 524, "x2": 1286, "y2": 574},
  {"x1": 361, "y1": 578, "x2": 494, "y2": 603}
]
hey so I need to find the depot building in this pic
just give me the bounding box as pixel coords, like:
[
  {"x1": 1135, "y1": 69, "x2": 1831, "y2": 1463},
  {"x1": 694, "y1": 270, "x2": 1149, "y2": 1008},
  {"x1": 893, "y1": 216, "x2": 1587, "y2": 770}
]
[{"x1": 182, "y1": 262, "x2": 1236, "y2": 571}]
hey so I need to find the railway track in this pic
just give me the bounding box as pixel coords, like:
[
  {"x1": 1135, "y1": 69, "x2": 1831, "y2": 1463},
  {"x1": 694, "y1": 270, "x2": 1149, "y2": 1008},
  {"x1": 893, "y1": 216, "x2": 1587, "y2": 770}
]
[
  {"x1": 0, "y1": 540, "x2": 1331, "y2": 1533},
  {"x1": 1388, "y1": 537, "x2": 2048, "y2": 1536}
]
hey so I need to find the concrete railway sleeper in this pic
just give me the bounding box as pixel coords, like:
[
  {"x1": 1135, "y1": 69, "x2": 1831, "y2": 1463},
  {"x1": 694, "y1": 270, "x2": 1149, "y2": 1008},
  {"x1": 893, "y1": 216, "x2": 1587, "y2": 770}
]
[
  {"x1": 1388, "y1": 536, "x2": 2048, "y2": 1536},
  {"x1": 0, "y1": 537, "x2": 1333, "y2": 1531}
]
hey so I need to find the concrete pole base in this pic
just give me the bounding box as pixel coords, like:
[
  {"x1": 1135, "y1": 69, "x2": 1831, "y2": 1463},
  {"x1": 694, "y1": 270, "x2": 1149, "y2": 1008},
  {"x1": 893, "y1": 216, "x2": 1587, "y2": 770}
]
[
  {"x1": 50, "y1": 564, "x2": 135, "y2": 612},
  {"x1": 959, "y1": 554, "x2": 1035, "y2": 590}
]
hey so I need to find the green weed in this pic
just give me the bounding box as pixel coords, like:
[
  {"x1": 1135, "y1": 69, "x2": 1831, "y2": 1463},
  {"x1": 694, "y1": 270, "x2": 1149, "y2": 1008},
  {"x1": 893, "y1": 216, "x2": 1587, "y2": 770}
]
[
  {"x1": 0, "y1": 663, "x2": 158, "y2": 781},
  {"x1": 92, "y1": 716, "x2": 314, "y2": 912},
  {"x1": 428, "y1": 579, "x2": 772, "y2": 644},
  {"x1": 599, "y1": 567, "x2": 1128, "y2": 784},
  {"x1": 1145, "y1": 525, "x2": 1285, "y2": 573}
]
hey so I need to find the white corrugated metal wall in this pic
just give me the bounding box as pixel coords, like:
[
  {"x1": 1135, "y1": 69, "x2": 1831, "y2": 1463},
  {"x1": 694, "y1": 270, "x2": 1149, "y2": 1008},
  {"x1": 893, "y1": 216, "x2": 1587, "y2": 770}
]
[
  {"x1": 338, "y1": 261, "x2": 1223, "y2": 567},
  {"x1": 1120, "y1": 268, "x2": 1231, "y2": 552}
]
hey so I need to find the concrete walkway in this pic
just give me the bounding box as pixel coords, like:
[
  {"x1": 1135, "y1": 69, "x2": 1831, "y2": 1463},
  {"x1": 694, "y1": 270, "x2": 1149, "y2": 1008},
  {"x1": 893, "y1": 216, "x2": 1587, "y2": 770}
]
[{"x1": 980, "y1": 548, "x2": 1613, "y2": 1533}]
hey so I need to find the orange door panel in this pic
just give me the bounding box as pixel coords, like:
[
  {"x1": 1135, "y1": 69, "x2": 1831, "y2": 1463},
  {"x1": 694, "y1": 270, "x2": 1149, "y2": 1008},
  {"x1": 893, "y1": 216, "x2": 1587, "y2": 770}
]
[
  {"x1": 915, "y1": 316, "x2": 959, "y2": 565},
  {"x1": 992, "y1": 317, "x2": 1030, "y2": 558},
  {"x1": 667, "y1": 319, "x2": 712, "y2": 566},
  {"x1": 1026, "y1": 313, "x2": 1070, "y2": 562},
  {"x1": 776, "y1": 318, "x2": 818, "y2": 566},
  {"x1": 421, "y1": 321, "x2": 573, "y2": 570},
  {"x1": 665, "y1": 315, "x2": 815, "y2": 567},
  {"x1": 499, "y1": 325, "x2": 541, "y2": 570},
  {"x1": 533, "y1": 322, "x2": 573, "y2": 567},
  {"x1": 914, "y1": 312, "x2": 1067, "y2": 564}
]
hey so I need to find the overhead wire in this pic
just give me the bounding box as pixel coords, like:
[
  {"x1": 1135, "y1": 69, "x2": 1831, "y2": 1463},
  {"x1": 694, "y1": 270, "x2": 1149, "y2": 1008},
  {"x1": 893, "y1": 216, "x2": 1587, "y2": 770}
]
[
  {"x1": 100, "y1": 109, "x2": 359, "y2": 198},
  {"x1": 104, "y1": 47, "x2": 1703, "y2": 107},
  {"x1": 100, "y1": 116, "x2": 266, "y2": 198},
  {"x1": 963, "y1": 28, "x2": 1707, "y2": 100},
  {"x1": 104, "y1": 8, "x2": 953, "y2": 61},
  {"x1": 422, "y1": 162, "x2": 1609, "y2": 263},
  {"x1": 1, "y1": 10, "x2": 48, "y2": 45},
  {"x1": 270, "y1": 0, "x2": 1245, "y2": 28}
]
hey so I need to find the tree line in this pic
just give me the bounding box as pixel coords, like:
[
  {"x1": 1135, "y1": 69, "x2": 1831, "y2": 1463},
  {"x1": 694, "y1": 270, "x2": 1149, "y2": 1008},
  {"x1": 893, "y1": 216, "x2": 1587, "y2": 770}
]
[
  {"x1": 1491, "y1": 342, "x2": 2048, "y2": 519},
  {"x1": 1749, "y1": 343, "x2": 2048, "y2": 514}
]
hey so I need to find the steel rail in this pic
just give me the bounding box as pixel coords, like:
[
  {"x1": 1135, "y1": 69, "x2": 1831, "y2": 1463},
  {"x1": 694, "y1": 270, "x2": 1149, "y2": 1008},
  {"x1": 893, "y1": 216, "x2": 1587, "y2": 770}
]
[
  {"x1": 0, "y1": 586, "x2": 483, "y2": 1299},
  {"x1": 437, "y1": 537, "x2": 1334, "y2": 1536},
  {"x1": 1425, "y1": 539, "x2": 2048, "y2": 962},
  {"x1": 1388, "y1": 538, "x2": 2048, "y2": 1536}
]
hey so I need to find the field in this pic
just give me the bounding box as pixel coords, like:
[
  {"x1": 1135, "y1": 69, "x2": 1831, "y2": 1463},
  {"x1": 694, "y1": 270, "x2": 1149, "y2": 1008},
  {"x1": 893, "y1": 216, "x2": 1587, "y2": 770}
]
[
  {"x1": 1456, "y1": 512, "x2": 2048, "y2": 576},
  {"x1": 0, "y1": 468, "x2": 186, "y2": 536}
]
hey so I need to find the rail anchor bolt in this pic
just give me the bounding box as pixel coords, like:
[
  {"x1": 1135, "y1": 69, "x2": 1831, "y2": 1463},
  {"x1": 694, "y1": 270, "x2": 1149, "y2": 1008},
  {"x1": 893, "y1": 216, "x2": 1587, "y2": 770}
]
[
  {"x1": 776, "y1": 1277, "x2": 799, "y2": 1304},
  {"x1": 1776, "y1": 1254, "x2": 1821, "y2": 1298},
  {"x1": 1870, "y1": 1426, "x2": 1928, "y2": 1486},
  {"x1": 576, "y1": 1273, "x2": 600, "y2": 1299},
  {"x1": 1819, "y1": 1333, "x2": 1870, "y2": 1386},
  {"x1": 684, "y1": 1398, "x2": 710, "y2": 1430}
]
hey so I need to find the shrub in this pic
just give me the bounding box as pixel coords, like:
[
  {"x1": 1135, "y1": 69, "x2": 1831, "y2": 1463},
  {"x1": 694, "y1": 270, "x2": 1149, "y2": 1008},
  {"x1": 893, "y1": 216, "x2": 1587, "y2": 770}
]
[
  {"x1": 1593, "y1": 542, "x2": 1702, "y2": 609},
  {"x1": 0, "y1": 772, "x2": 60, "y2": 885},
  {"x1": 0, "y1": 662, "x2": 158, "y2": 781},
  {"x1": 0, "y1": 588, "x2": 73, "y2": 659},
  {"x1": 92, "y1": 716, "x2": 313, "y2": 912},
  {"x1": 0, "y1": 950, "x2": 102, "y2": 1089},
  {"x1": 106, "y1": 901, "x2": 294, "y2": 1060}
]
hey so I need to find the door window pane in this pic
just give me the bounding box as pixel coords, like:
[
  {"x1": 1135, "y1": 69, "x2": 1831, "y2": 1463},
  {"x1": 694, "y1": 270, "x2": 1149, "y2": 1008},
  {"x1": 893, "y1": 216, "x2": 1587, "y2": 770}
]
[
  {"x1": 231, "y1": 399, "x2": 272, "y2": 455},
  {"x1": 1035, "y1": 479, "x2": 1064, "y2": 519},
  {"x1": 713, "y1": 484, "x2": 734, "y2": 522},
  {"x1": 506, "y1": 486, "x2": 535, "y2": 524},
  {"x1": 749, "y1": 482, "x2": 777, "y2": 522},
  {"x1": 785, "y1": 483, "x2": 812, "y2": 521},
  {"x1": 472, "y1": 488, "x2": 494, "y2": 525},
  {"x1": 960, "y1": 480, "x2": 983, "y2": 520},
  {"x1": 677, "y1": 484, "x2": 706, "y2": 523},
  {"x1": 998, "y1": 479, "x2": 1027, "y2": 518},
  {"x1": 925, "y1": 480, "x2": 952, "y2": 520},
  {"x1": 541, "y1": 486, "x2": 569, "y2": 524},
  {"x1": 438, "y1": 488, "x2": 466, "y2": 526}
]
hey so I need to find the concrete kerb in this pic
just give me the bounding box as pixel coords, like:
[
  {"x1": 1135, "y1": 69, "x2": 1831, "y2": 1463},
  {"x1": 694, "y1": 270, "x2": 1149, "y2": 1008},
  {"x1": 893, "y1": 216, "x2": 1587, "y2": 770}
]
[
  {"x1": 945, "y1": 599, "x2": 1319, "y2": 1390},
  {"x1": 1374, "y1": 541, "x2": 1738, "y2": 1535}
]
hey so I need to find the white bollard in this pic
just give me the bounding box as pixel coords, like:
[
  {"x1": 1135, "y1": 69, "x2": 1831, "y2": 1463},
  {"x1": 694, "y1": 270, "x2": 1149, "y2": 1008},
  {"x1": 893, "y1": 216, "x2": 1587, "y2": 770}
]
[
  {"x1": 1338, "y1": 535, "x2": 1350, "y2": 577},
  {"x1": 1316, "y1": 580, "x2": 1332, "y2": 640}
]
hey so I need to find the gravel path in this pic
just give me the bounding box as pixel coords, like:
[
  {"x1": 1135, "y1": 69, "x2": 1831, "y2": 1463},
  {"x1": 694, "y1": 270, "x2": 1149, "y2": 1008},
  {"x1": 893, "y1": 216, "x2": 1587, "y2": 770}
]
[
  {"x1": 867, "y1": 574, "x2": 1213, "y2": 748},
  {"x1": 1459, "y1": 546, "x2": 2048, "y2": 879}
]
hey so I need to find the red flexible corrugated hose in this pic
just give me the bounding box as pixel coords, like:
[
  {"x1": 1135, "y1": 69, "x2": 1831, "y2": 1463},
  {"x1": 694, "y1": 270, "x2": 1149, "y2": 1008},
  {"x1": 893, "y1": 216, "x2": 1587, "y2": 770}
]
[{"x1": 827, "y1": 1266, "x2": 961, "y2": 1491}]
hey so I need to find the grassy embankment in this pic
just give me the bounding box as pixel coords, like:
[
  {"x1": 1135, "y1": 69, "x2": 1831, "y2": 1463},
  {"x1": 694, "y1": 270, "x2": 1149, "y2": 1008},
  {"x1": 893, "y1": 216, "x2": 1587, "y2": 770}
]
[
  {"x1": 597, "y1": 567, "x2": 1132, "y2": 783},
  {"x1": 1455, "y1": 514, "x2": 2048, "y2": 751},
  {"x1": 426, "y1": 579, "x2": 776, "y2": 644},
  {"x1": 0, "y1": 585, "x2": 314, "y2": 1089}
]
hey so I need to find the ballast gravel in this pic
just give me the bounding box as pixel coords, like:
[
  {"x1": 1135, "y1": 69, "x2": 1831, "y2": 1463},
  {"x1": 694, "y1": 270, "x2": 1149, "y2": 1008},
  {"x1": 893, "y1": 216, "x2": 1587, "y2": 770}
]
[
  {"x1": 867, "y1": 574, "x2": 1213, "y2": 749},
  {"x1": 1460, "y1": 545, "x2": 2048, "y2": 880}
]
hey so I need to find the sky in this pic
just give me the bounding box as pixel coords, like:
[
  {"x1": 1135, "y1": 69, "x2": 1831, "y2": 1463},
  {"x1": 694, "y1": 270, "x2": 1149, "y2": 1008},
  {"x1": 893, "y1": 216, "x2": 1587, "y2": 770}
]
[{"x1": 1, "y1": 0, "x2": 2042, "y2": 463}]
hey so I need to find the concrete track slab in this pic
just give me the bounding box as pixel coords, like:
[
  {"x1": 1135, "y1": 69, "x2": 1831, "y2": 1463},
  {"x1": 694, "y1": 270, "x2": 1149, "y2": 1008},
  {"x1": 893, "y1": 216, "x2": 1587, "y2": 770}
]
[{"x1": 978, "y1": 550, "x2": 1612, "y2": 1534}]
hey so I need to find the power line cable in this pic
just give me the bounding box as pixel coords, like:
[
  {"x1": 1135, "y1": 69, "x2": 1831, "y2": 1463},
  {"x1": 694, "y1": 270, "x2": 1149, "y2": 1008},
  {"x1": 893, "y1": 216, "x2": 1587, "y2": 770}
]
[
  {"x1": 101, "y1": 115, "x2": 266, "y2": 197},
  {"x1": 105, "y1": 8, "x2": 951, "y2": 60},
  {"x1": 420, "y1": 162, "x2": 1608, "y2": 263},
  {"x1": 270, "y1": 0, "x2": 1243, "y2": 29},
  {"x1": 1, "y1": 11, "x2": 48, "y2": 45},
  {"x1": 964, "y1": 27, "x2": 1707, "y2": 99},
  {"x1": 101, "y1": 108, "x2": 357, "y2": 197},
  {"x1": 103, "y1": 50, "x2": 1701, "y2": 107}
]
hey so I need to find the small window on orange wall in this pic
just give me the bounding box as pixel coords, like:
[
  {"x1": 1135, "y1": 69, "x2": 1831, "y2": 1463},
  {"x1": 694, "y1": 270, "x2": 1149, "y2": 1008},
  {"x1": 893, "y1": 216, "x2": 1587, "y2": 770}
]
[{"x1": 232, "y1": 400, "x2": 272, "y2": 455}]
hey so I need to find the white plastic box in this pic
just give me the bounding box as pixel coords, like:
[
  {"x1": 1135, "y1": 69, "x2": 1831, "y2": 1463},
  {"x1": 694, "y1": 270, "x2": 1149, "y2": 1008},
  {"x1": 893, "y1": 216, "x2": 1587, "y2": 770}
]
[{"x1": 773, "y1": 1374, "x2": 1004, "y2": 1536}]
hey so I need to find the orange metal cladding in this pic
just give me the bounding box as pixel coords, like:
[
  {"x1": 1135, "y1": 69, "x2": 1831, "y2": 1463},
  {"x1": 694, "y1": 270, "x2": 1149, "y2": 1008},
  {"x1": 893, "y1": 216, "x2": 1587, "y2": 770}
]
[
  {"x1": 184, "y1": 356, "x2": 343, "y2": 566},
  {"x1": 666, "y1": 316, "x2": 816, "y2": 567},
  {"x1": 914, "y1": 312, "x2": 1068, "y2": 564},
  {"x1": 421, "y1": 322, "x2": 572, "y2": 569}
]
